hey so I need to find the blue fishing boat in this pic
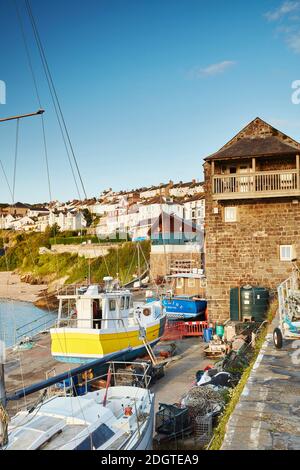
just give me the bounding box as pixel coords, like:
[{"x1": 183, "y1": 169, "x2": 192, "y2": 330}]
[{"x1": 146, "y1": 295, "x2": 207, "y2": 320}]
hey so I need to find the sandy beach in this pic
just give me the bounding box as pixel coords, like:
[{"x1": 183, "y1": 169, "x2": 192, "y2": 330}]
[{"x1": 0, "y1": 272, "x2": 46, "y2": 303}]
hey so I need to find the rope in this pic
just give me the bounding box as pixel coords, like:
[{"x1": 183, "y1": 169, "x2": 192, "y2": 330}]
[{"x1": 24, "y1": 0, "x2": 87, "y2": 200}]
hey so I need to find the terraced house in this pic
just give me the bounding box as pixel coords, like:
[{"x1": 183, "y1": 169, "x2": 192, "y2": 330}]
[{"x1": 204, "y1": 117, "x2": 300, "y2": 322}]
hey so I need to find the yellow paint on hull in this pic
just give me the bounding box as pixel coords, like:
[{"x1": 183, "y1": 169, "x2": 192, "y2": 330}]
[{"x1": 51, "y1": 323, "x2": 161, "y2": 358}]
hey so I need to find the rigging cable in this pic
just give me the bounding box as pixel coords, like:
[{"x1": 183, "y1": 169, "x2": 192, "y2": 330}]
[
  {"x1": 13, "y1": 0, "x2": 80, "y2": 200},
  {"x1": 24, "y1": 0, "x2": 87, "y2": 201},
  {"x1": 12, "y1": 119, "x2": 20, "y2": 205},
  {"x1": 13, "y1": 0, "x2": 52, "y2": 201}
]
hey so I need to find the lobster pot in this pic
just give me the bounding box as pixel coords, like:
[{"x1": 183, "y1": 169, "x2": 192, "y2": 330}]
[
  {"x1": 155, "y1": 404, "x2": 190, "y2": 437},
  {"x1": 194, "y1": 412, "x2": 213, "y2": 447},
  {"x1": 230, "y1": 286, "x2": 269, "y2": 322}
]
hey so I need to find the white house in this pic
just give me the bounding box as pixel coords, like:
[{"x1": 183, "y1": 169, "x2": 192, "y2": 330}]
[
  {"x1": 27, "y1": 207, "x2": 50, "y2": 218},
  {"x1": 48, "y1": 210, "x2": 87, "y2": 232},
  {"x1": 183, "y1": 195, "x2": 205, "y2": 228}
]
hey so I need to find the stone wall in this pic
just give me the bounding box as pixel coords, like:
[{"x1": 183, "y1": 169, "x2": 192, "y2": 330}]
[
  {"x1": 150, "y1": 247, "x2": 202, "y2": 280},
  {"x1": 51, "y1": 243, "x2": 115, "y2": 259},
  {"x1": 204, "y1": 161, "x2": 300, "y2": 322}
]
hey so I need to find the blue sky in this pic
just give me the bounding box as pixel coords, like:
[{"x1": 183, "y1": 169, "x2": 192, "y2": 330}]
[{"x1": 1, "y1": 0, "x2": 300, "y2": 203}]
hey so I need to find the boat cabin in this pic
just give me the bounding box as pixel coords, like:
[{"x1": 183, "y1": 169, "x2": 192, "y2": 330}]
[{"x1": 57, "y1": 277, "x2": 133, "y2": 330}]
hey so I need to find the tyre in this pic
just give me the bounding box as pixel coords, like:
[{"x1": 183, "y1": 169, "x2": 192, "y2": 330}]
[{"x1": 273, "y1": 328, "x2": 283, "y2": 349}]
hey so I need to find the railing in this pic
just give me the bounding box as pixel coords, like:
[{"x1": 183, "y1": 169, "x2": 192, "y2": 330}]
[
  {"x1": 278, "y1": 263, "x2": 300, "y2": 324},
  {"x1": 15, "y1": 312, "x2": 56, "y2": 343},
  {"x1": 57, "y1": 282, "x2": 89, "y2": 297},
  {"x1": 47, "y1": 361, "x2": 153, "y2": 398},
  {"x1": 213, "y1": 170, "x2": 299, "y2": 198}
]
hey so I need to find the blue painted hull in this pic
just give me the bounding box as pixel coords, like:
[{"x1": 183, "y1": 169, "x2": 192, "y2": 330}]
[{"x1": 146, "y1": 296, "x2": 207, "y2": 320}]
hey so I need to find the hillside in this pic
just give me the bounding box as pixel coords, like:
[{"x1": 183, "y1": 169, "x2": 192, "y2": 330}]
[{"x1": 0, "y1": 229, "x2": 150, "y2": 288}]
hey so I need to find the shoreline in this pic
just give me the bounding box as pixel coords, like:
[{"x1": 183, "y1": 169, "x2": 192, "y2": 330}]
[{"x1": 0, "y1": 271, "x2": 47, "y2": 304}]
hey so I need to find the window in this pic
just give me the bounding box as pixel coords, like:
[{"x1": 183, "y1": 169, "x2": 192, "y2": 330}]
[
  {"x1": 120, "y1": 297, "x2": 125, "y2": 309},
  {"x1": 280, "y1": 245, "x2": 294, "y2": 261},
  {"x1": 224, "y1": 207, "x2": 237, "y2": 222},
  {"x1": 176, "y1": 278, "x2": 184, "y2": 289},
  {"x1": 188, "y1": 278, "x2": 195, "y2": 288},
  {"x1": 109, "y1": 299, "x2": 116, "y2": 311},
  {"x1": 125, "y1": 297, "x2": 130, "y2": 309}
]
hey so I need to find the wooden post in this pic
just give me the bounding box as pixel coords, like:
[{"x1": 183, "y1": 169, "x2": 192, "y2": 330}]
[
  {"x1": 296, "y1": 154, "x2": 300, "y2": 190},
  {"x1": 0, "y1": 109, "x2": 44, "y2": 123},
  {"x1": 211, "y1": 161, "x2": 215, "y2": 194},
  {"x1": 252, "y1": 158, "x2": 256, "y2": 193}
]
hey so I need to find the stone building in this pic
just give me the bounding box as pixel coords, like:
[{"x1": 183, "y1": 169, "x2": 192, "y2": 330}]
[
  {"x1": 204, "y1": 117, "x2": 300, "y2": 322},
  {"x1": 149, "y1": 212, "x2": 204, "y2": 280}
]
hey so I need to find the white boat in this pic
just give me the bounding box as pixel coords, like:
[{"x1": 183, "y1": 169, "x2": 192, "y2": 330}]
[
  {"x1": 50, "y1": 277, "x2": 166, "y2": 364},
  {"x1": 3, "y1": 364, "x2": 154, "y2": 451}
]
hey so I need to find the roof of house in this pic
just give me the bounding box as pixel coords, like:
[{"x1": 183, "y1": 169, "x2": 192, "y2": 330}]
[
  {"x1": 148, "y1": 211, "x2": 202, "y2": 236},
  {"x1": 205, "y1": 117, "x2": 300, "y2": 161}
]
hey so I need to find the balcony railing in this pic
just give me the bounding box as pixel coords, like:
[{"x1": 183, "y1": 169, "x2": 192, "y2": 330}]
[{"x1": 213, "y1": 170, "x2": 300, "y2": 199}]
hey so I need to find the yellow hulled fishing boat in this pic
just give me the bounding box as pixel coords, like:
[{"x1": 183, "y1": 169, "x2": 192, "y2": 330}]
[{"x1": 50, "y1": 277, "x2": 166, "y2": 363}]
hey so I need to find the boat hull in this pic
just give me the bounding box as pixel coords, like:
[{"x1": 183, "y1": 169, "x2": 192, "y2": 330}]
[
  {"x1": 147, "y1": 297, "x2": 207, "y2": 320},
  {"x1": 131, "y1": 397, "x2": 154, "y2": 450},
  {"x1": 51, "y1": 317, "x2": 166, "y2": 364}
]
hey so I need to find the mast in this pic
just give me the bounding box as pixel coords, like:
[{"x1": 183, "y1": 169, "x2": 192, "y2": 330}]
[
  {"x1": 137, "y1": 242, "x2": 141, "y2": 280},
  {"x1": 0, "y1": 340, "x2": 8, "y2": 447},
  {"x1": 0, "y1": 109, "x2": 45, "y2": 448}
]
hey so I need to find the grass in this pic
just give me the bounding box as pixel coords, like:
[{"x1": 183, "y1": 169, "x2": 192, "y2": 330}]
[
  {"x1": 207, "y1": 322, "x2": 269, "y2": 450},
  {"x1": 0, "y1": 229, "x2": 150, "y2": 286}
]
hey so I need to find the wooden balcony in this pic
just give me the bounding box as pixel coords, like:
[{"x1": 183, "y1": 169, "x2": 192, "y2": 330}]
[{"x1": 213, "y1": 170, "x2": 300, "y2": 200}]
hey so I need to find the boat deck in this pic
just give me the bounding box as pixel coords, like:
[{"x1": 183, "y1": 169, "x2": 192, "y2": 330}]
[{"x1": 4, "y1": 330, "x2": 211, "y2": 450}]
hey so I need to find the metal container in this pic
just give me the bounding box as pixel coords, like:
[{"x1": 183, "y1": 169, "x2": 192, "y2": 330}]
[{"x1": 230, "y1": 286, "x2": 269, "y2": 322}]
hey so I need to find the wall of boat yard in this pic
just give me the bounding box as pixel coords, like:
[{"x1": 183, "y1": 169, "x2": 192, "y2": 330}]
[
  {"x1": 150, "y1": 244, "x2": 202, "y2": 280},
  {"x1": 204, "y1": 161, "x2": 300, "y2": 322},
  {"x1": 50, "y1": 243, "x2": 117, "y2": 259}
]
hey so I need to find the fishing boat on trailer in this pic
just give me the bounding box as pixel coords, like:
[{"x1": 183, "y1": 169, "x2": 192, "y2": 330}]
[
  {"x1": 3, "y1": 363, "x2": 155, "y2": 451},
  {"x1": 50, "y1": 277, "x2": 166, "y2": 364}
]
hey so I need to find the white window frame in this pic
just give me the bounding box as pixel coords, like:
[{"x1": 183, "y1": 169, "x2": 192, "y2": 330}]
[
  {"x1": 188, "y1": 278, "x2": 195, "y2": 288},
  {"x1": 224, "y1": 207, "x2": 237, "y2": 223},
  {"x1": 280, "y1": 245, "x2": 294, "y2": 262},
  {"x1": 176, "y1": 278, "x2": 184, "y2": 289}
]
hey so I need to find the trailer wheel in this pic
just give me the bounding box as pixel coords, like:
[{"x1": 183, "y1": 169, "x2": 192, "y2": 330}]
[{"x1": 273, "y1": 328, "x2": 283, "y2": 349}]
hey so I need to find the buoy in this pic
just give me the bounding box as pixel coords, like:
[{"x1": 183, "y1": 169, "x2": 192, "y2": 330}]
[{"x1": 124, "y1": 406, "x2": 133, "y2": 416}]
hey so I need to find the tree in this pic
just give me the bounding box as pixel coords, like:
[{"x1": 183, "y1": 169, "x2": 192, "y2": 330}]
[
  {"x1": 82, "y1": 209, "x2": 93, "y2": 227},
  {"x1": 46, "y1": 223, "x2": 61, "y2": 238}
]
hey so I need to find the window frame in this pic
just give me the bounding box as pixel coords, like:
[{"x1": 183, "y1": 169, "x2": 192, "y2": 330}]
[
  {"x1": 224, "y1": 206, "x2": 237, "y2": 223},
  {"x1": 280, "y1": 245, "x2": 294, "y2": 262}
]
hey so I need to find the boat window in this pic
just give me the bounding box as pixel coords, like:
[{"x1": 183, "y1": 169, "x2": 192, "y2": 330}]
[
  {"x1": 109, "y1": 299, "x2": 116, "y2": 311},
  {"x1": 120, "y1": 297, "x2": 125, "y2": 309},
  {"x1": 91, "y1": 424, "x2": 115, "y2": 448},
  {"x1": 125, "y1": 297, "x2": 130, "y2": 309},
  {"x1": 74, "y1": 424, "x2": 114, "y2": 450},
  {"x1": 75, "y1": 436, "x2": 92, "y2": 450}
]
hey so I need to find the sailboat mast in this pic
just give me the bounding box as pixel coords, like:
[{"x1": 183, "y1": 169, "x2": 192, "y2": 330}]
[
  {"x1": 0, "y1": 341, "x2": 6, "y2": 407},
  {"x1": 0, "y1": 340, "x2": 8, "y2": 447}
]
